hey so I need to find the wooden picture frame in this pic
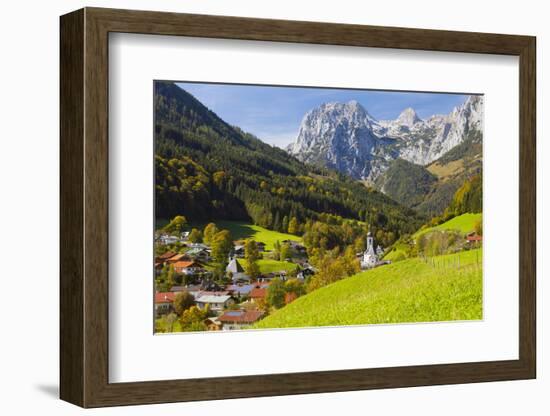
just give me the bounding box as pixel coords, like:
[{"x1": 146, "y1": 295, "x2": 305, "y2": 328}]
[{"x1": 60, "y1": 7, "x2": 536, "y2": 408}]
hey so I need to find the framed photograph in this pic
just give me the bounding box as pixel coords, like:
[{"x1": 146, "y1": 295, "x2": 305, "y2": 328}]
[{"x1": 60, "y1": 7, "x2": 536, "y2": 408}]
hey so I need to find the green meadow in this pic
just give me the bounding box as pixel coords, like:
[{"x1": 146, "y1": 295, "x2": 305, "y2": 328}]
[
  {"x1": 156, "y1": 219, "x2": 302, "y2": 251},
  {"x1": 414, "y1": 213, "x2": 482, "y2": 238},
  {"x1": 214, "y1": 221, "x2": 301, "y2": 250},
  {"x1": 257, "y1": 259, "x2": 297, "y2": 274},
  {"x1": 254, "y1": 248, "x2": 482, "y2": 329}
]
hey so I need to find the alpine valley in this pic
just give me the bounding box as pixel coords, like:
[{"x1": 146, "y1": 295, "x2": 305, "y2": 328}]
[
  {"x1": 287, "y1": 96, "x2": 483, "y2": 216},
  {"x1": 154, "y1": 81, "x2": 422, "y2": 242},
  {"x1": 153, "y1": 81, "x2": 484, "y2": 333}
]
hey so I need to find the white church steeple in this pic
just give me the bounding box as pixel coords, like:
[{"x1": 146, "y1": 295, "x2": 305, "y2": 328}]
[{"x1": 361, "y1": 231, "x2": 379, "y2": 269}]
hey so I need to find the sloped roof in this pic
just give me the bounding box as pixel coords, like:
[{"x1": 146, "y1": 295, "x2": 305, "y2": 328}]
[
  {"x1": 226, "y1": 258, "x2": 244, "y2": 273},
  {"x1": 158, "y1": 251, "x2": 176, "y2": 260},
  {"x1": 219, "y1": 310, "x2": 264, "y2": 323},
  {"x1": 173, "y1": 260, "x2": 202, "y2": 269},
  {"x1": 166, "y1": 253, "x2": 188, "y2": 262},
  {"x1": 195, "y1": 294, "x2": 232, "y2": 304},
  {"x1": 186, "y1": 247, "x2": 209, "y2": 255},
  {"x1": 170, "y1": 285, "x2": 201, "y2": 293},
  {"x1": 155, "y1": 292, "x2": 176, "y2": 304},
  {"x1": 226, "y1": 284, "x2": 255, "y2": 295}
]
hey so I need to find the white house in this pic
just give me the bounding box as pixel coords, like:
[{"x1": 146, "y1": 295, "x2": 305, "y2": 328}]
[{"x1": 195, "y1": 294, "x2": 234, "y2": 312}]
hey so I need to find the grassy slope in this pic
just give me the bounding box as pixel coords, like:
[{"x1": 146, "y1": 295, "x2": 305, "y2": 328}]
[
  {"x1": 257, "y1": 259, "x2": 297, "y2": 273},
  {"x1": 383, "y1": 213, "x2": 481, "y2": 263},
  {"x1": 155, "y1": 318, "x2": 182, "y2": 333},
  {"x1": 382, "y1": 242, "x2": 409, "y2": 262},
  {"x1": 156, "y1": 219, "x2": 302, "y2": 251},
  {"x1": 414, "y1": 213, "x2": 481, "y2": 238},
  {"x1": 215, "y1": 221, "x2": 301, "y2": 250},
  {"x1": 254, "y1": 249, "x2": 482, "y2": 329}
]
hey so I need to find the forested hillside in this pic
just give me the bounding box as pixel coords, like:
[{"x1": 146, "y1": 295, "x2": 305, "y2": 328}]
[
  {"x1": 417, "y1": 130, "x2": 482, "y2": 216},
  {"x1": 154, "y1": 81, "x2": 423, "y2": 245},
  {"x1": 374, "y1": 158, "x2": 437, "y2": 208},
  {"x1": 373, "y1": 129, "x2": 482, "y2": 217}
]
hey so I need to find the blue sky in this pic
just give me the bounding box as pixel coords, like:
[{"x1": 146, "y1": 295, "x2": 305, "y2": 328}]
[{"x1": 176, "y1": 82, "x2": 472, "y2": 148}]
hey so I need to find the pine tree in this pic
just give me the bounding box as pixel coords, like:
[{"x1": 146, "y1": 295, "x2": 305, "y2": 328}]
[{"x1": 282, "y1": 216, "x2": 289, "y2": 234}]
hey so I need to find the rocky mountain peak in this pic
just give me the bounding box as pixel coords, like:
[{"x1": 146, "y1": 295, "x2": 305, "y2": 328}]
[
  {"x1": 396, "y1": 107, "x2": 421, "y2": 127},
  {"x1": 287, "y1": 95, "x2": 483, "y2": 182}
]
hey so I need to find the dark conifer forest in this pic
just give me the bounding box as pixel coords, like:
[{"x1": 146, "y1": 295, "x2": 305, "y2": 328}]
[{"x1": 154, "y1": 81, "x2": 424, "y2": 243}]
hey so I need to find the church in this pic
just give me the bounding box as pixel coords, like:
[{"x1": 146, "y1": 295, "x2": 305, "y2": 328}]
[{"x1": 360, "y1": 232, "x2": 384, "y2": 269}]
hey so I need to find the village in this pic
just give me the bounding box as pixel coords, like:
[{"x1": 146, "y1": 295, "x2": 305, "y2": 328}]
[
  {"x1": 154, "y1": 222, "x2": 388, "y2": 332},
  {"x1": 154, "y1": 213, "x2": 483, "y2": 333}
]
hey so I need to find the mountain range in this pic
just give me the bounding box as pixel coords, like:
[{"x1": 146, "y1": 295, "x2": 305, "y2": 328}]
[
  {"x1": 154, "y1": 81, "x2": 422, "y2": 241},
  {"x1": 287, "y1": 96, "x2": 483, "y2": 215}
]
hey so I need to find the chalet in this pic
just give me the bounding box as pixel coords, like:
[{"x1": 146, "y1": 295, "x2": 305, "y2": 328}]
[
  {"x1": 260, "y1": 273, "x2": 278, "y2": 282},
  {"x1": 263, "y1": 271, "x2": 286, "y2": 281},
  {"x1": 218, "y1": 310, "x2": 264, "y2": 330},
  {"x1": 170, "y1": 284, "x2": 201, "y2": 296},
  {"x1": 154, "y1": 292, "x2": 176, "y2": 317},
  {"x1": 166, "y1": 253, "x2": 189, "y2": 264},
  {"x1": 188, "y1": 243, "x2": 209, "y2": 250},
  {"x1": 172, "y1": 260, "x2": 204, "y2": 275},
  {"x1": 156, "y1": 251, "x2": 176, "y2": 262},
  {"x1": 185, "y1": 247, "x2": 210, "y2": 262},
  {"x1": 232, "y1": 245, "x2": 245, "y2": 258},
  {"x1": 195, "y1": 294, "x2": 234, "y2": 312}
]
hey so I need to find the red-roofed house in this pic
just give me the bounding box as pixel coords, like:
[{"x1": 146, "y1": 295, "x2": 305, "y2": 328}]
[
  {"x1": 155, "y1": 292, "x2": 176, "y2": 317},
  {"x1": 172, "y1": 260, "x2": 204, "y2": 274},
  {"x1": 466, "y1": 233, "x2": 482, "y2": 245},
  {"x1": 166, "y1": 253, "x2": 189, "y2": 264},
  {"x1": 218, "y1": 310, "x2": 264, "y2": 330},
  {"x1": 157, "y1": 251, "x2": 176, "y2": 261},
  {"x1": 249, "y1": 287, "x2": 267, "y2": 302}
]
